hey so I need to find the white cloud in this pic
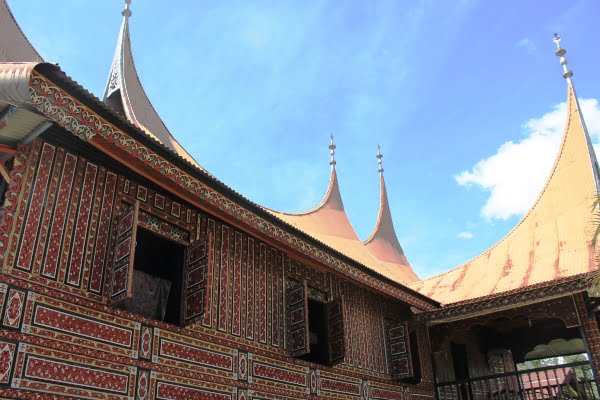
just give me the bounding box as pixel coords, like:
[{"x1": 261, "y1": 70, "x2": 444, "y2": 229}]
[
  {"x1": 458, "y1": 231, "x2": 474, "y2": 239},
  {"x1": 516, "y1": 38, "x2": 536, "y2": 54},
  {"x1": 455, "y1": 98, "x2": 600, "y2": 220}
]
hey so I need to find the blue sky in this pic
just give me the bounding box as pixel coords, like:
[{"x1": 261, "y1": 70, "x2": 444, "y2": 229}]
[{"x1": 9, "y1": 0, "x2": 600, "y2": 279}]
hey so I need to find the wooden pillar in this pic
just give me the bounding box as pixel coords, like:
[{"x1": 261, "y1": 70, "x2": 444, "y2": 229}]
[{"x1": 575, "y1": 293, "x2": 600, "y2": 378}]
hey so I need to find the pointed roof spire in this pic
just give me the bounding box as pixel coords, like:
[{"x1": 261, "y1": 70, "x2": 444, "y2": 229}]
[
  {"x1": 122, "y1": 0, "x2": 132, "y2": 18},
  {"x1": 103, "y1": 0, "x2": 202, "y2": 169},
  {"x1": 266, "y1": 135, "x2": 414, "y2": 283},
  {"x1": 553, "y1": 33, "x2": 573, "y2": 80},
  {"x1": 410, "y1": 37, "x2": 600, "y2": 303},
  {"x1": 364, "y1": 146, "x2": 419, "y2": 283},
  {"x1": 329, "y1": 133, "x2": 336, "y2": 166},
  {"x1": 0, "y1": 0, "x2": 43, "y2": 62}
]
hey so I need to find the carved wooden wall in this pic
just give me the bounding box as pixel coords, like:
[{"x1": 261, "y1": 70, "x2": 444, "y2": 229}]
[{"x1": 0, "y1": 140, "x2": 434, "y2": 399}]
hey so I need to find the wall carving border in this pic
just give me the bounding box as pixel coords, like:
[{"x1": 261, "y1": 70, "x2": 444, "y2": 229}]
[{"x1": 416, "y1": 274, "x2": 591, "y2": 322}]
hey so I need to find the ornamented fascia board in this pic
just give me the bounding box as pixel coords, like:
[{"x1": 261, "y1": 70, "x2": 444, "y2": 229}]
[
  {"x1": 415, "y1": 273, "x2": 592, "y2": 323},
  {"x1": 27, "y1": 71, "x2": 436, "y2": 311}
]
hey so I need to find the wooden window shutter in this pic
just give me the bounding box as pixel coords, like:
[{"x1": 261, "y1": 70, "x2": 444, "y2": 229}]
[
  {"x1": 286, "y1": 279, "x2": 310, "y2": 357},
  {"x1": 109, "y1": 200, "x2": 139, "y2": 305},
  {"x1": 386, "y1": 320, "x2": 414, "y2": 380},
  {"x1": 181, "y1": 231, "x2": 212, "y2": 326},
  {"x1": 327, "y1": 297, "x2": 345, "y2": 365}
]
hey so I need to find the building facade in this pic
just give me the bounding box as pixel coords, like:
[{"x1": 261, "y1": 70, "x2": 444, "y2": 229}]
[{"x1": 0, "y1": 1, "x2": 599, "y2": 400}]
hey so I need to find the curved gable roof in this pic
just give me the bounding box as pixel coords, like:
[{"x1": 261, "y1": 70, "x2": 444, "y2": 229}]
[
  {"x1": 103, "y1": 5, "x2": 202, "y2": 170},
  {"x1": 0, "y1": 0, "x2": 43, "y2": 62},
  {"x1": 364, "y1": 173, "x2": 419, "y2": 283},
  {"x1": 410, "y1": 81, "x2": 600, "y2": 304}
]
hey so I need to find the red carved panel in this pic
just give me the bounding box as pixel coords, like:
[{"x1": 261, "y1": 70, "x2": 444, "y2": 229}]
[
  {"x1": 217, "y1": 225, "x2": 230, "y2": 332},
  {"x1": 89, "y1": 172, "x2": 118, "y2": 293},
  {"x1": 66, "y1": 162, "x2": 98, "y2": 286},
  {"x1": 15, "y1": 143, "x2": 55, "y2": 271},
  {"x1": 57, "y1": 156, "x2": 86, "y2": 283},
  {"x1": 252, "y1": 362, "x2": 307, "y2": 386},
  {"x1": 258, "y1": 243, "x2": 267, "y2": 344},
  {"x1": 202, "y1": 218, "x2": 215, "y2": 328},
  {"x1": 0, "y1": 341, "x2": 15, "y2": 384},
  {"x1": 24, "y1": 356, "x2": 129, "y2": 392},
  {"x1": 159, "y1": 339, "x2": 233, "y2": 371},
  {"x1": 371, "y1": 386, "x2": 405, "y2": 400},
  {"x1": 3, "y1": 289, "x2": 25, "y2": 328},
  {"x1": 41, "y1": 152, "x2": 77, "y2": 279},
  {"x1": 139, "y1": 326, "x2": 153, "y2": 360},
  {"x1": 137, "y1": 370, "x2": 149, "y2": 400},
  {"x1": 272, "y1": 251, "x2": 281, "y2": 347},
  {"x1": 231, "y1": 231, "x2": 242, "y2": 336},
  {"x1": 320, "y1": 377, "x2": 361, "y2": 395},
  {"x1": 32, "y1": 305, "x2": 133, "y2": 347},
  {"x1": 155, "y1": 382, "x2": 231, "y2": 400},
  {"x1": 31, "y1": 148, "x2": 64, "y2": 275},
  {"x1": 245, "y1": 237, "x2": 255, "y2": 340}
]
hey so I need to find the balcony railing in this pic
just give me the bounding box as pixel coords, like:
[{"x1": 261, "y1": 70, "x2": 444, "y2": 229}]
[{"x1": 436, "y1": 361, "x2": 599, "y2": 399}]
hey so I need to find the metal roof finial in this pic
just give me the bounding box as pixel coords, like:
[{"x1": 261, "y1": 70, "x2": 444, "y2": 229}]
[
  {"x1": 553, "y1": 33, "x2": 572, "y2": 80},
  {"x1": 329, "y1": 133, "x2": 336, "y2": 166},
  {"x1": 122, "y1": 0, "x2": 132, "y2": 18},
  {"x1": 377, "y1": 144, "x2": 384, "y2": 174}
]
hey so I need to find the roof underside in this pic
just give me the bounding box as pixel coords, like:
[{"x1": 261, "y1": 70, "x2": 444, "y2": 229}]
[{"x1": 410, "y1": 82, "x2": 600, "y2": 305}]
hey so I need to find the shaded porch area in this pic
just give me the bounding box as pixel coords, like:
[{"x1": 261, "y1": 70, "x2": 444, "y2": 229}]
[{"x1": 429, "y1": 295, "x2": 600, "y2": 399}]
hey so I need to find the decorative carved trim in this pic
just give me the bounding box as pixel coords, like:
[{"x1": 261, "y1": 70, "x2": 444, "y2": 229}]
[
  {"x1": 27, "y1": 71, "x2": 435, "y2": 311},
  {"x1": 416, "y1": 273, "x2": 591, "y2": 322}
]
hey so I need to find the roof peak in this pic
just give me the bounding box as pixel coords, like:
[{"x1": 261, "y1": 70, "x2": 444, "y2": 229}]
[
  {"x1": 410, "y1": 38, "x2": 600, "y2": 302},
  {"x1": 329, "y1": 132, "x2": 336, "y2": 166},
  {"x1": 553, "y1": 33, "x2": 573, "y2": 81},
  {"x1": 122, "y1": 0, "x2": 132, "y2": 18},
  {"x1": 364, "y1": 146, "x2": 419, "y2": 283},
  {"x1": 0, "y1": 0, "x2": 43, "y2": 62},
  {"x1": 102, "y1": 0, "x2": 202, "y2": 169},
  {"x1": 376, "y1": 144, "x2": 384, "y2": 175}
]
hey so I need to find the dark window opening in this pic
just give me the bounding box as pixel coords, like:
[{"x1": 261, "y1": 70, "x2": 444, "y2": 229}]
[
  {"x1": 299, "y1": 298, "x2": 329, "y2": 365},
  {"x1": 119, "y1": 227, "x2": 185, "y2": 325}
]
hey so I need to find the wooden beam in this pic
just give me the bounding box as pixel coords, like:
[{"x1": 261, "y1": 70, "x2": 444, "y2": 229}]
[
  {"x1": 0, "y1": 161, "x2": 10, "y2": 184},
  {"x1": 0, "y1": 144, "x2": 16, "y2": 155}
]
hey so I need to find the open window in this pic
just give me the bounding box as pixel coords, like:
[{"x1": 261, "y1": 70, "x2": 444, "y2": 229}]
[
  {"x1": 109, "y1": 200, "x2": 209, "y2": 326},
  {"x1": 286, "y1": 279, "x2": 345, "y2": 366}
]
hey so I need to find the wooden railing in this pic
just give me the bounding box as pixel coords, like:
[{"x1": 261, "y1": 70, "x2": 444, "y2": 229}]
[{"x1": 435, "y1": 361, "x2": 599, "y2": 399}]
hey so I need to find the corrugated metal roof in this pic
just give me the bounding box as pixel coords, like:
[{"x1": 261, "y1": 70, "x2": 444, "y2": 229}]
[{"x1": 410, "y1": 82, "x2": 599, "y2": 305}]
